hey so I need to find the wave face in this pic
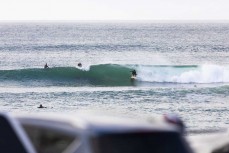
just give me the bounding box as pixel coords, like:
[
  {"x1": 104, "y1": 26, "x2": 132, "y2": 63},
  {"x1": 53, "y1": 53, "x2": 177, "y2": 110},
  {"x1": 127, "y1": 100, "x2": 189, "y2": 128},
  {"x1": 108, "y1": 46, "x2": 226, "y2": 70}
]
[
  {"x1": 1, "y1": 64, "x2": 229, "y2": 86},
  {"x1": 0, "y1": 64, "x2": 133, "y2": 86}
]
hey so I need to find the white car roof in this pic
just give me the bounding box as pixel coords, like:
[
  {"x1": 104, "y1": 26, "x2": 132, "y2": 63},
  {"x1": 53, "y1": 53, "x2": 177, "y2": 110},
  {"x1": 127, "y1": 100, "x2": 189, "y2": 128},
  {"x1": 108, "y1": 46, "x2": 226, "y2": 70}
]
[{"x1": 15, "y1": 113, "x2": 180, "y2": 134}]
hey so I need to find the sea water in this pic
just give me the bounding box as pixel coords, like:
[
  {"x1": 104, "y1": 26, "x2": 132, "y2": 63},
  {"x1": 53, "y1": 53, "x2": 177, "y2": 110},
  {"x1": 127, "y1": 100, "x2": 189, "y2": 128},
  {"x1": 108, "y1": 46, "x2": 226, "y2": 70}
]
[{"x1": 0, "y1": 22, "x2": 229, "y2": 134}]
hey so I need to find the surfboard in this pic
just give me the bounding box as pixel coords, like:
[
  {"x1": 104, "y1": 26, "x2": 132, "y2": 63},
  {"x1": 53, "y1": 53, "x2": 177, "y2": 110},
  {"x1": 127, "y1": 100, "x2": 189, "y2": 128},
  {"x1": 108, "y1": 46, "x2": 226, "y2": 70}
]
[{"x1": 130, "y1": 76, "x2": 136, "y2": 80}]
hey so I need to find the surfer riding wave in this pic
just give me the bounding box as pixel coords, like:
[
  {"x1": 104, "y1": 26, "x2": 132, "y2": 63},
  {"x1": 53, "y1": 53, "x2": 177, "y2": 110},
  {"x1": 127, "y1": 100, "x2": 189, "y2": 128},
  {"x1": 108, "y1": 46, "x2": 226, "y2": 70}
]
[{"x1": 131, "y1": 70, "x2": 137, "y2": 77}]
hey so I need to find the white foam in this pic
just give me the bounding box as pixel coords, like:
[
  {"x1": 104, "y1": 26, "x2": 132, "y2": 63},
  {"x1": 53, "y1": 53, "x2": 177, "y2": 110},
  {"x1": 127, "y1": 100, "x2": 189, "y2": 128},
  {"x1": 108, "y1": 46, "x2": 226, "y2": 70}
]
[{"x1": 137, "y1": 64, "x2": 229, "y2": 83}]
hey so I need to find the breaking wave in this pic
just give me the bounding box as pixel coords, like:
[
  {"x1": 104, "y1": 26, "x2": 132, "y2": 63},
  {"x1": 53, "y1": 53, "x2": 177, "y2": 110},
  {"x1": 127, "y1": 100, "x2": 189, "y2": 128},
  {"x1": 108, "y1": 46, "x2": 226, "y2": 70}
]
[
  {"x1": 0, "y1": 64, "x2": 229, "y2": 86},
  {"x1": 137, "y1": 64, "x2": 229, "y2": 83}
]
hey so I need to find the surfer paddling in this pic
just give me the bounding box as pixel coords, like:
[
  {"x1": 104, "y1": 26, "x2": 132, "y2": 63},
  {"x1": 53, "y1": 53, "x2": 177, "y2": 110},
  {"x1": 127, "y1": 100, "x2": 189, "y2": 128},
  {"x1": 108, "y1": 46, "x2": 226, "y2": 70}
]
[
  {"x1": 44, "y1": 63, "x2": 49, "y2": 69},
  {"x1": 38, "y1": 104, "x2": 46, "y2": 108},
  {"x1": 78, "y1": 62, "x2": 82, "y2": 67}
]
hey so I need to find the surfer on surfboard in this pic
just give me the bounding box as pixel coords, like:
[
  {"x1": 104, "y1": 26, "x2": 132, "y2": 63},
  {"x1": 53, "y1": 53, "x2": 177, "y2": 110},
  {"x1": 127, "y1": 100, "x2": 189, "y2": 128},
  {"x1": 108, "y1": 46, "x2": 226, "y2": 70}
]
[{"x1": 131, "y1": 70, "x2": 137, "y2": 77}]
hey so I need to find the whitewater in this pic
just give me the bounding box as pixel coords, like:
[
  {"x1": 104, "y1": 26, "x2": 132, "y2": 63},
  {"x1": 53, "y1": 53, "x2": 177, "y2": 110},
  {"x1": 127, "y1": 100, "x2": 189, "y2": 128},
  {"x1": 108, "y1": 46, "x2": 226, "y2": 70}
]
[{"x1": 0, "y1": 22, "x2": 229, "y2": 134}]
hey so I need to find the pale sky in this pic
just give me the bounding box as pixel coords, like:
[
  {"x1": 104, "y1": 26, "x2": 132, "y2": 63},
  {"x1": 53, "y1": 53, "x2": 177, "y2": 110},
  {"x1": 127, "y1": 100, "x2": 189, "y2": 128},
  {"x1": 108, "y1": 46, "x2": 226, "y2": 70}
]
[{"x1": 0, "y1": 0, "x2": 229, "y2": 21}]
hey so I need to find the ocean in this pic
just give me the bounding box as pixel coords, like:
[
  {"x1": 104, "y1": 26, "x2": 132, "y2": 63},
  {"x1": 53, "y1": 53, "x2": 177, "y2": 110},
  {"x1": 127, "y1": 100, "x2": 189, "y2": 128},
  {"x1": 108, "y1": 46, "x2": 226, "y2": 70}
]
[{"x1": 0, "y1": 22, "x2": 229, "y2": 134}]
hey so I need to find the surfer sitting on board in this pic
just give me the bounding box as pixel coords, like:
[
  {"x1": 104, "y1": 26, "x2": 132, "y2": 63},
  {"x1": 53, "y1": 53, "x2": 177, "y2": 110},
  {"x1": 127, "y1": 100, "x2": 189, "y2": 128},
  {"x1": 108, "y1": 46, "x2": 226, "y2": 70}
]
[
  {"x1": 131, "y1": 70, "x2": 137, "y2": 77},
  {"x1": 44, "y1": 63, "x2": 49, "y2": 69}
]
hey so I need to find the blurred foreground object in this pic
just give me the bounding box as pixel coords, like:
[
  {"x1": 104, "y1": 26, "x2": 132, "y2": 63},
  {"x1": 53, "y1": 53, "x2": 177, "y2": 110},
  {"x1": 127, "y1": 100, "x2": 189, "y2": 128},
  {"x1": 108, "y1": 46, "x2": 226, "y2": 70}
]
[
  {"x1": 188, "y1": 131, "x2": 229, "y2": 153},
  {"x1": 0, "y1": 112, "x2": 193, "y2": 153},
  {"x1": 163, "y1": 114, "x2": 185, "y2": 134}
]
